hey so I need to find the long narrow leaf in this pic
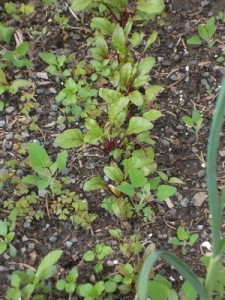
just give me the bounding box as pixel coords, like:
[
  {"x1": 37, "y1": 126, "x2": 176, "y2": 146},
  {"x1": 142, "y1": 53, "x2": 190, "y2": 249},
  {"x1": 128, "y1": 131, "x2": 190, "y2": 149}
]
[{"x1": 138, "y1": 250, "x2": 208, "y2": 300}]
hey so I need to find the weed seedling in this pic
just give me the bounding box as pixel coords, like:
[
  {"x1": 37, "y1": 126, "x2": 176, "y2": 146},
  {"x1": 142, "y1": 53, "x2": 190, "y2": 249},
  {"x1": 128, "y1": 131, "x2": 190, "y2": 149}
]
[
  {"x1": 187, "y1": 16, "x2": 216, "y2": 47},
  {"x1": 182, "y1": 109, "x2": 204, "y2": 143},
  {"x1": 0, "y1": 219, "x2": 17, "y2": 257},
  {"x1": 169, "y1": 226, "x2": 199, "y2": 255}
]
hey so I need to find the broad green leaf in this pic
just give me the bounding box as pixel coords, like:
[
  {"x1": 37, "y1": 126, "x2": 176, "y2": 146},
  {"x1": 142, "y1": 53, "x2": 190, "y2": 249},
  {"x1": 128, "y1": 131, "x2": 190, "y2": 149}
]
[
  {"x1": 122, "y1": 157, "x2": 141, "y2": 178},
  {"x1": 0, "y1": 101, "x2": 4, "y2": 111},
  {"x1": 108, "y1": 97, "x2": 129, "y2": 124},
  {"x1": 22, "y1": 174, "x2": 40, "y2": 186},
  {"x1": 126, "y1": 117, "x2": 153, "y2": 135},
  {"x1": 168, "y1": 177, "x2": 185, "y2": 184},
  {"x1": 143, "y1": 109, "x2": 161, "y2": 121},
  {"x1": 143, "y1": 30, "x2": 158, "y2": 54},
  {"x1": 181, "y1": 281, "x2": 198, "y2": 300},
  {"x1": 137, "y1": 56, "x2": 155, "y2": 75},
  {"x1": 117, "y1": 182, "x2": 135, "y2": 197},
  {"x1": 39, "y1": 52, "x2": 57, "y2": 65},
  {"x1": 9, "y1": 79, "x2": 32, "y2": 94},
  {"x1": 9, "y1": 244, "x2": 17, "y2": 257},
  {"x1": 15, "y1": 42, "x2": 29, "y2": 56},
  {"x1": 198, "y1": 24, "x2": 209, "y2": 40},
  {"x1": 177, "y1": 226, "x2": 189, "y2": 241},
  {"x1": 138, "y1": 250, "x2": 208, "y2": 300},
  {"x1": 29, "y1": 143, "x2": 51, "y2": 168},
  {"x1": 187, "y1": 35, "x2": 202, "y2": 46},
  {"x1": 189, "y1": 234, "x2": 199, "y2": 245},
  {"x1": 83, "y1": 177, "x2": 107, "y2": 191},
  {"x1": 192, "y1": 110, "x2": 202, "y2": 123},
  {"x1": 112, "y1": 25, "x2": 126, "y2": 54},
  {"x1": 55, "y1": 129, "x2": 84, "y2": 148},
  {"x1": 128, "y1": 167, "x2": 147, "y2": 188},
  {"x1": 129, "y1": 32, "x2": 144, "y2": 47},
  {"x1": 20, "y1": 3, "x2": 34, "y2": 15},
  {"x1": 0, "y1": 220, "x2": 7, "y2": 236},
  {"x1": 99, "y1": 88, "x2": 123, "y2": 104},
  {"x1": 119, "y1": 62, "x2": 132, "y2": 90},
  {"x1": 205, "y1": 17, "x2": 216, "y2": 39},
  {"x1": 71, "y1": 0, "x2": 91, "y2": 11},
  {"x1": 128, "y1": 90, "x2": 144, "y2": 106},
  {"x1": 0, "y1": 69, "x2": 9, "y2": 85},
  {"x1": 147, "y1": 280, "x2": 177, "y2": 300},
  {"x1": 0, "y1": 24, "x2": 14, "y2": 44},
  {"x1": 83, "y1": 250, "x2": 95, "y2": 261},
  {"x1": 90, "y1": 36, "x2": 108, "y2": 60},
  {"x1": 104, "y1": 166, "x2": 123, "y2": 184},
  {"x1": 91, "y1": 17, "x2": 114, "y2": 35},
  {"x1": 34, "y1": 250, "x2": 62, "y2": 285},
  {"x1": 137, "y1": 0, "x2": 164, "y2": 16},
  {"x1": 0, "y1": 241, "x2": 7, "y2": 254},
  {"x1": 182, "y1": 116, "x2": 194, "y2": 127},
  {"x1": 145, "y1": 85, "x2": 163, "y2": 102},
  {"x1": 55, "y1": 150, "x2": 68, "y2": 171},
  {"x1": 157, "y1": 185, "x2": 177, "y2": 201},
  {"x1": 84, "y1": 119, "x2": 104, "y2": 144}
]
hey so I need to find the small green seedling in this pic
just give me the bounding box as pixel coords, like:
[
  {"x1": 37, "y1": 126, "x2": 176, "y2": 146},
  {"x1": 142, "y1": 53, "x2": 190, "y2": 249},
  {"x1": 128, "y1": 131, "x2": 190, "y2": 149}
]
[
  {"x1": 0, "y1": 219, "x2": 17, "y2": 257},
  {"x1": 182, "y1": 109, "x2": 204, "y2": 142},
  {"x1": 169, "y1": 226, "x2": 199, "y2": 255},
  {"x1": 22, "y1": 143, "x2": 68, "y2": 195},
  {"x1": 187, "y1": 16, "x2": 216, "y2": 47},
  {"x1": 83, "y1": 243, "x2": 113, "y2": 274},
  {"x1": 217, "y1": 46, "x2": 225, "y2": 63},
  {"x1": 6, "y1": 250, "x2": 62, "y2": 300},
  {"x1": 56, "y1": 267, "x2": 78, "y2": 296}
]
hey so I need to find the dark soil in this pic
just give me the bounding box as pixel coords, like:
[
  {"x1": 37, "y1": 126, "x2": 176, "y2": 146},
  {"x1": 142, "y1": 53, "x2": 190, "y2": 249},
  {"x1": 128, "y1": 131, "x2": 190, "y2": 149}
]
[{"x1": 0, "y1": 0, "x2": 225, "y2": 299}]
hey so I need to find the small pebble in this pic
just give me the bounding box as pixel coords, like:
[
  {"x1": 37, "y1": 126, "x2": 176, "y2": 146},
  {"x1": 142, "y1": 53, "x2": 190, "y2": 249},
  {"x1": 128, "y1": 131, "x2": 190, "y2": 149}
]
[
  {"x1": 180, "y1": 198, "x2": 189, "y2": 207},
  {"x1": 5, "y1": 106, "x2": 15, "y2": 114},
  {"x1": 0, "y1": 120, "x2": 6, "y2": 127},
  {"x1": 65, "y1": 241, "x2": 73, "y2": 248},
  {"x1": 197, "y1": 170, "x2": 205, "y2": 178}
]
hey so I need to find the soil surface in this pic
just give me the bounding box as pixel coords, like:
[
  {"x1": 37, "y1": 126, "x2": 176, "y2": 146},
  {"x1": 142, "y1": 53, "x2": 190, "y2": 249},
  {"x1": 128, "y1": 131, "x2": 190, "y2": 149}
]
[{"x1": 0, "y1": 0, "x2": 225, "y2": 299}]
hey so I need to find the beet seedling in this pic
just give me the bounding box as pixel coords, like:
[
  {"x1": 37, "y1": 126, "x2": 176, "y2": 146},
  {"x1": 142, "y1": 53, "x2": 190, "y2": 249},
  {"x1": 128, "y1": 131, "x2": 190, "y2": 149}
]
[{"x1": 182, "y1": 109, "x2": 204, "y2": 143}]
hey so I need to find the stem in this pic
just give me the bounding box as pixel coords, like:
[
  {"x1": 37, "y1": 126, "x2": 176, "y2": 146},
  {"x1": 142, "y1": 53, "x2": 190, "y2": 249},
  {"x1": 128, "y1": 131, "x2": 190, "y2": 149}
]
[
  {"x1": 205, "y1": 78, "x2": 225, "y2": 294},
  {"x1": 97, "y1": 1, "x2": 120, "y2": 24}
]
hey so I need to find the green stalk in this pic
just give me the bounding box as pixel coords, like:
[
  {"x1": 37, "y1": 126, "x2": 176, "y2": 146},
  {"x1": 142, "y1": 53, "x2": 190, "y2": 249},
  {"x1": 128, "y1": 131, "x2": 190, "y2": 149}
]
[{"x1": 205, "y1": 78, "x2": 225, "y2": 293}]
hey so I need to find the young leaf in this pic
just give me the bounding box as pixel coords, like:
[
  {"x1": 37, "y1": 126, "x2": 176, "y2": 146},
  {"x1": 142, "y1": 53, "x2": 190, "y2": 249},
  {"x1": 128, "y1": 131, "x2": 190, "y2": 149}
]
[
  {"x1": 91, "y1": 17, "x2": 114, "y2": 35},
  {"x1": 177, "y1": 226, "x2": 189, "y2": 241},
  {"x1": 205, "y1": 17, "x2": 216, "y2": 39},
  {"x1": 108, "y1": 97, "x2": 129, "y2": 124},
  {"x1": 137, "y1": 0, "x2": 165, "y2": 16},
  {"x1": 99, "y1": 88, "x2": 123, "y2": 104},
  {"x1": 112, "y1": 25, "x2": 126, "y2": 54},
  {"x1": 157, "y1": 185, "x2": 177, "y2": 201},
  {"x1": 0, "y1": 68, "x2": 9, "y2": 85},
  {"x1": 189, "y1": 234, "x2": 199, "y2": 245},
  {"x1": 15, "y1": 42, "x2": 29, "y2": 56},
  {"x1": 143, "y1": 30, "x2": 158, "y2": 54},
  {"x1": 55, "y1": 150, "x2": 68, "y2": 171},
  {"x1": 182, "y1": 116, "x2": 194, "y2": 127},
  {"x1": 83, "y1": 177, "x2": 107, "y2": 191},
  {"x1": 83, "y1": 250, "x2": 95, "y2": 261},
  {"x1": 71, "y1": 0, "x2": 91, "y2": 11},
  {"x1": 143, "y1": 109, "x2": 161, "y2": 121},
  {"x1": 126, "y1": 117, "x2": 153, "y2": 135},
  {"x1": 9, "y1": 79, "x2": 32, "y2": 94},
  {"x1": 34, "y1": 250, "x2": 62, "y2": 285},
  {"x1": 137, "y1": 56, "x2": 155, "y2": 75},
  {"x1": 39, "y1": 52, "x2": 57, "y2": 65},
  {"x1": 90, "y1": 36, "x2": 108, "y2": 60},
  {"x1": 55, "y1": 129, "x2": 84, "y2": 148},
  {"x1": 0, "y1": 220, "x2": 7, "y2": 236},
  {"x1": 117, "y1": 182, "x2": 135, "y2": 197},
  {"x1": 104, "y1": 166, "x2": 123, "y2": 184},
  {"x1": 128, "y1": 167, "x2": 147, "y2": 188},
  {"x1": 187, "y1": 35, "x2": 202, "y2": 45},
  {"x1": 198, "y1": 25, "x2": 208, "y2": 40},
  {"x1": 0, "y1": 24, "x2": 14, "y2": 44},
  {"x1": 29, "y1": 143, "x2": 51, "y2": 168},
  {"x1": 119, "y1": 62, "x2": 133, "y2": 90},
  {"x1": 0, "y1": 241, "x2": 7, "y2": 254},
  {"x1": 128, "y1": 90, "x2": 144, "y2": 106},
  {"x1": 22, "y1": 174, "x2": 40, "y2": 186}
]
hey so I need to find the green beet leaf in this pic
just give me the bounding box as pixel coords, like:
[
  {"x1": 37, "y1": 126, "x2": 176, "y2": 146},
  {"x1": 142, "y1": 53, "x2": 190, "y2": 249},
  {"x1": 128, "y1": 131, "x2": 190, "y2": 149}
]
[
  {"x1": 137, "y1": 0, "x2": 165, "y2": 16},
  {"x1": 91, "y1": 17, "x2": 114, "y2": 35},
  {"x1": 119, "y1": 62, "x2": 133, "y2": 90},
  {"x1": 108, "y1": 97, "x2": 129, "y2": 124},
  {"x1": 83, "y1": 177, "x2": 107, "y2": 191},
  {"x1": 137, "y1": 56, "x2": 155, "y2": 76},
  {"x1": 143, "y1": 30, "x2": 158, "y2": 54},
  {"x1": 126, "y1": 117, "x2": 153, "y2": 135},
  {"x1": 128, "y1": 90, "x2": 144, "y2": 106},
  {"x1": 157, "y1": 185, "x2": 177, "y2": 201},
  {"x1": 55, "y1": 129, "x2": 84, "y2": 148},
  {"x1": 104, "y1": 165, "x2": 123, "y2": 184},
  {"x1": 112, "y1": 25, "x2": 126, "y2": 55},
  {"x1": 39, "y1": 52, "x2": 57, "y2": 66},
  {"x1": 117, "y1": 182, "x2": 135, "y2": 197},
  {"x1": 143, "y1": 109, "x2": 161, "y2": 121},
  {"x1": 129, "y1": 167, "x2": 147, "y2": 188},
  {"x1": 187, "y1": 35, "x2": 202, "y2": 45},
  {"x1": 90, "y1": 36, "x2": 108, "y2": 60},
  {"x1": 99, "y1": 88, "x2": 123, "y2": 104},
  {"x1": 71, "y1": 0, "x2": 91, "y2": 11}
]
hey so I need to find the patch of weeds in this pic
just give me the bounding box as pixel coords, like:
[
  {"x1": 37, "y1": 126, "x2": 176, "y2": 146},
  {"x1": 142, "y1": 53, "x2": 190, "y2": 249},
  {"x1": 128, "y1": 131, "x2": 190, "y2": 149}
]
[
  {"x1": 187, "y1": 16, "x2": 216, "y2": 47},
  {"x1": 83, "y1": 243, "x2": 114, "y2": 273},
  {"x1": 182, "y1": 109, "x2": 204, "y2": 143},
  {"x1": 1, "y1": 41, "x2": 33, "y2": 68},
  {"x1": 169, "y1": 226, "x2": 199, "y2": 255},
  {"x1": 4, "y1": 1, "x2": 35, "y2": 20},
  {"x1": 5, "y1": 250, "x2": 62, "y2": 300},
  {"x1": 56, "y1": 267, "x2": 78, "y2": 296},
  {"x1": 51, "y1": 189, "x2": 96, "y2": 228},
  {"x1": 22, "y1": 143, "x2": 68, "y2": 195},
  {"x1": 0, "y1": 219, "x2": 17, "y2": 257}
]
